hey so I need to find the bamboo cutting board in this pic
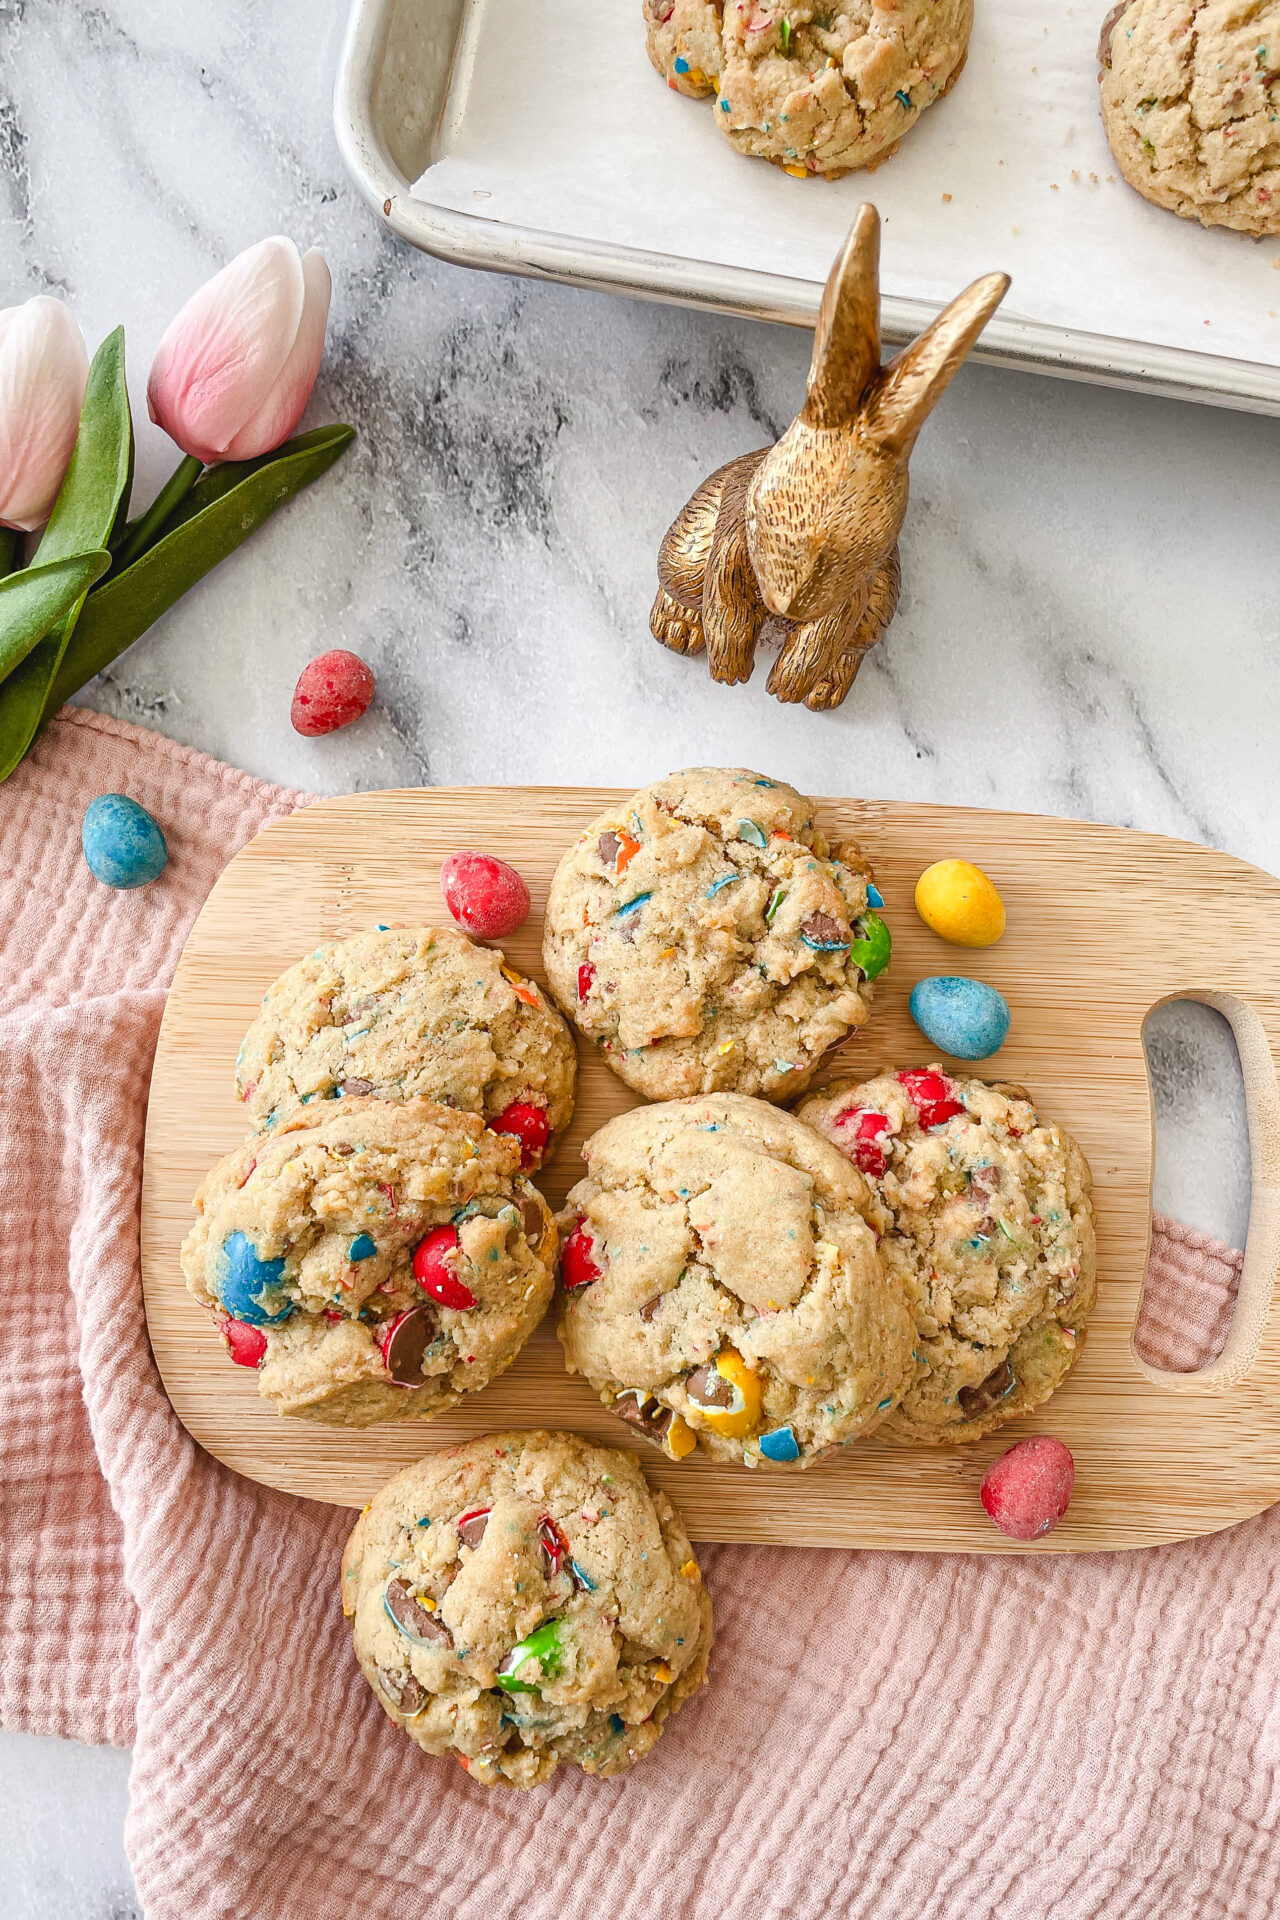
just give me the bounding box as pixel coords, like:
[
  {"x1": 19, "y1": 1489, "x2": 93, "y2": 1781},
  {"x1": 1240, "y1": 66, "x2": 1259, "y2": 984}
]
[{"x1": 140, "y1": 787, "x2": 1280, "y2": 1552}]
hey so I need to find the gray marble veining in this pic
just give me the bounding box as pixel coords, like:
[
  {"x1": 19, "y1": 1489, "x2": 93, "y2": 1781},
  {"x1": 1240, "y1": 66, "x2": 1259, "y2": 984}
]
[{"x1": 0, "y1": 1, "x2": 1273, "y2": 1911}]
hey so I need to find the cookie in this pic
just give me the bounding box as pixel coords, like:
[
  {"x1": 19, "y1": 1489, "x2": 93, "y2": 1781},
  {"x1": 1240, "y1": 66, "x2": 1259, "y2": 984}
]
[
  {"x1": 713, "y1": 0, "x2": 972, "y2": 178},
  {"x1": 181, "y1": 1097, "x2": 557, "y2": 1425},
  {"x1": 542, "y1": 768, "x2": 888, "y2": 1103},
  {"x1": 1099, "y1": 0, "x2": 1280, "y2": 235},
  {"x1": 644, "y1": 0, "x2": 724, "y2": 96},
  {"x1": 557, "y1": 1093, "x2": 914, "y2": 1467},
  {"x1": 342, "y1": 1430, "x2": 713, "y2": 1786},
  {"x1": 797, "y1": 1068, "x2": 1096, "y2": 1443},
  {"x1": 235, "y1": 926, "x2": 576, "y2": 1169}
]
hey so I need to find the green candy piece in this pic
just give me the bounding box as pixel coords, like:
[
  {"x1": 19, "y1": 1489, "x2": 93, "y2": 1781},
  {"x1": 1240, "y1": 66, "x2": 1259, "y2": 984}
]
[
  {"x1": 849, "y1": 908, "x2": 892, "y2": 981},
  {"x1": 764, "y1": 885, "x2": 787, "y2": 924},
  {"x1": 494, "y1": 1617, "x2": 567, "y2": 1694}
]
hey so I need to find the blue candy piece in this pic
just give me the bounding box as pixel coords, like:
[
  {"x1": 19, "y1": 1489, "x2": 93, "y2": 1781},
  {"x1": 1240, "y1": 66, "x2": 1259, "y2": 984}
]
[
  {"x1": 736, "y1": 818, "x2": 768, "y2": 848},
  {"x1": 673, "y1": 54, "x2": 690, "y2": 72},
  {"x1": 81, "y1": 794, "x2": 168, "y2": 890},
  {"x1": 759, "y1": 1425, "x2": 801, "y2": 1463},
  {"x1": 349, "y1": 1233, "x2": 377, "y2": 1261},
  {"x1": 866, "y1": 882, "x2": 885, "y2": 909},
  {"x1": 214, "y1": 1230, "x2": 291, "y2": 1325},
  {"x1": 909, "y1": 976, "x2": 1011, "y2": 1061}
]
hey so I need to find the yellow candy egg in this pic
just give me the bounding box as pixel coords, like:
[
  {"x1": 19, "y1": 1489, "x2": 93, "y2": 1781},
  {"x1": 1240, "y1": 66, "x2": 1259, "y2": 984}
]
[
  {"x1": 664, "y1": 1414, "x2": 698, "y2": 1461},
  {"x1": 914, "y1": 860, "x2": 1006, "y2": 949},
  {"x1": 685, "y1": 1348, "x2": 763, "y2": 1439}
]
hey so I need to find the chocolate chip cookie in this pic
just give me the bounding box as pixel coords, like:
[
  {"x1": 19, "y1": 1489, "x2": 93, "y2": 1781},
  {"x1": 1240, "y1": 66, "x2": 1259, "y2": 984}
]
[
  {"x1": 797, "y1": 1068, "x2": 1096, "y2": 1443},
  {"x1": 342, "y1": 1429, "x2": 712, "y2": 1786},
  {"x1": 181, "y1": 1097, "x2": 556, "y2": 1425},
  {"x1": 542, "y1": 768, "x2": 889, "y2": 1103},
  {"x1": 235, "y1": 926, "x2": 576, "y2": 1169},
  {"x1": 557, "y1": 1093, "x2": 914, "y2": 1467},
  {"x1": 1099, "y1": 0, "x2": 1280, "y2": 235}
]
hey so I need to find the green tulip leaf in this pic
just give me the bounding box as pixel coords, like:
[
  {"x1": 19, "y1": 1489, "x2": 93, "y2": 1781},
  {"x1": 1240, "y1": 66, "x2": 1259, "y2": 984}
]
[
  {"x1": 38, "y1": 423, "x2": 355, "y2": 728},
  {"x1": 0, "y1": 329, "x2": 134, "y2": 778},
  {"x1": 0, "y1": 550, "x2": 112, "y2": 681}
]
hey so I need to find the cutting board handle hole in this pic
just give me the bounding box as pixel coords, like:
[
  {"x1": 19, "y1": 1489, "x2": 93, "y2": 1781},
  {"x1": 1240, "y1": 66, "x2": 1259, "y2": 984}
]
[{"x1": 1134, "y1": 994, "x2": 1278, "y2": 1392}]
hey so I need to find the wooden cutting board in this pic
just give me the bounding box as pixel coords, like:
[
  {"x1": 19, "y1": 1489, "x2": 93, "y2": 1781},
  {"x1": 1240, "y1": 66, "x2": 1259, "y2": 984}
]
[{"x1": 140, "y1": 787, "x2": 1280, "y2": 1553}]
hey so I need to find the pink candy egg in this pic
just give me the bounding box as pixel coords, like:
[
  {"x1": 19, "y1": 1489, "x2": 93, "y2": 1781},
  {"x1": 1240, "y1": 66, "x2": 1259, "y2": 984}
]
[
  {"x1": 440, "y1": 851, "x2": 530, "y2": 940},
  {"x1": 290, "y1": 649, "x2": 375, "y2": 736},
  {"x1": 981, "y1": 1435, "x2": 1075, "y2": 1539}
]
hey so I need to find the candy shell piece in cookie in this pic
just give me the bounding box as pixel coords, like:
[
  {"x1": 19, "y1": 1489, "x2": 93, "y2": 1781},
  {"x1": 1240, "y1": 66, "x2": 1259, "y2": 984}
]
[
  {"x1": 796, "y1": 1068, "x2": 1096, "y2": 1443},
  {"x1": 644, "y1": 0, "x2": 724, "y2": 96},
  {"x1": 557, "y1": 1093, "x2": 913, "y2": 1468},
  {"x1": 542, "y1": 767, "x2": 888, "y2": 1103},
  {"x1": 235, "y1": 925, "x2": 576, "y2": 1168},
  {"x1": 342, "y1": 1429, "x2": 713, "y2": 1787},
  {"x1": 181, "y1": 1097, "x2": 556, "y2": 1426},
  {"x1": 714, "y1": 0, "x2": 972, "y2": 179},
  {"x1": 1099, "y1": 0, "x2": 1280, "y2": 237}
]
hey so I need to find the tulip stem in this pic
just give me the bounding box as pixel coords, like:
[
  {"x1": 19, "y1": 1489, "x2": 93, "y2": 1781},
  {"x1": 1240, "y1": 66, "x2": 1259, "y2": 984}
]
[
  {"x1": 111, "y1": 454, "x2": 204, "y2": 573},
  {"x1": 0, "y1": 530, "x2": 21, "y2": 580}
]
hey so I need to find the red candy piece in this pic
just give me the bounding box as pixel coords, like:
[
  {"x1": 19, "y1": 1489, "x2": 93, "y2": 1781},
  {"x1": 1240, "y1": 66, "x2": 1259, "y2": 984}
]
[
  {"x1": 561, "y1": 1221, "x2": 602, "y2": 1291},
  {"x1": 897, "y1": 1068, "x2": 965, "y2": 1130},
  {"x1": 412, "y1": 1226, "x2": 477, "y2": 1309},
  {"x1": 981, "y1": 1435, "x2": 1075, "y2": 1540},
  {"x1": 290, "y1": 650, "x2": 375, "y2": 737},
  {"x1": 491, "y1": 1099, "x2": 550, "y2": 1168},
  {"x1": 221, "y1": 1317, "x2": 268, "y2": 1368},
  {"x1": 538, "y1": 1513, "x2": 570, "y2": 1576},
  {"x1": 440, "y1": 851, "x2": 530, "y2": 940},
  {"x1": 577, "y1": 962, "x2": 596, "y2": 1002},
  {"x1": 834, "y1": 1107, "x2": 890, "y2": 1177}
]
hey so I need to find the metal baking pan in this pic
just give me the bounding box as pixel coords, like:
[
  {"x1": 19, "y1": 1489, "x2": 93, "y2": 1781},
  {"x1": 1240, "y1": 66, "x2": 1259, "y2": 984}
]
[{"x1": 335, "y1": 0, "x2": 1280, "y2": 415}]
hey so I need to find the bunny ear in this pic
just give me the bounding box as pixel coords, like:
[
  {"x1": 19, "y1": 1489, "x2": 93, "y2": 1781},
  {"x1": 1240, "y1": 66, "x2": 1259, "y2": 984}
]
[
  {"x1": 803, "y1": 204, "x2": 883, "y2": 431},
  {"x1": 865, "y1": 272, "x2": 1010, "y2": 458}
]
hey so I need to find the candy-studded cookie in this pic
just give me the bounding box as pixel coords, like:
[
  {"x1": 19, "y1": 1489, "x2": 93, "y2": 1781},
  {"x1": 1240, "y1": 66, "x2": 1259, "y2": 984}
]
[
  {"x1": 797, "y1": 1069, "x2": 1096, "y2": 1443},
  {"x1": 342, "y1": 1430, "x2": 712, "y2": 1787},
  {"x1": 557, "y1": 1094, "x2": 914, "y2": 1467},
  {"x1": 235, "y1": 926, "x2": 576, "y2": 1169},
  {"x1": 542, "y1": 768, "x2": 889, "y2": 1103},
  {"x1": 181, "y1": 1098, "x2": 556, "y2": 1425},
  {"x1": 1099, "y1": 0, "x2": 1280, "y2": 236},
  {"x1": 644, "y1": 0, "x2": 724, "y2": 96},
  {"x1": 712, "y1": 0, "x2": 972, "y2": 178}
]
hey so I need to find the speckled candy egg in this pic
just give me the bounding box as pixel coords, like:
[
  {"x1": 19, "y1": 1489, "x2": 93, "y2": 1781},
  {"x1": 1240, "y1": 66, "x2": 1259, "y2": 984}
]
[
  {"x1": 909, "y1": 975, "x2": 1010, "y2": 1061},
  {"x1": 915, "y1": 860, "x2": 1005, "y2": 948},
  {"x1": 81, "y1": 794, "x2": 168, "y2": 890}
]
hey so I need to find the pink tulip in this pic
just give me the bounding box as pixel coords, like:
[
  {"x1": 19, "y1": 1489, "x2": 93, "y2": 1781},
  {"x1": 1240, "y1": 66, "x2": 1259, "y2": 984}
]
[
  {"x1": 0, "y1": 296, "x2": 90, "y2": 531},
  {"x1": 147, "y1": 237, "x2": 331, "y2": 465}
]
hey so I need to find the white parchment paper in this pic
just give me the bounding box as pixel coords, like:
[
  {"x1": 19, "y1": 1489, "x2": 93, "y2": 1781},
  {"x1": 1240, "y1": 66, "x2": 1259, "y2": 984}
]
[{"x1": 412, "y1": 0, "x2": 1280, "y2": 369}]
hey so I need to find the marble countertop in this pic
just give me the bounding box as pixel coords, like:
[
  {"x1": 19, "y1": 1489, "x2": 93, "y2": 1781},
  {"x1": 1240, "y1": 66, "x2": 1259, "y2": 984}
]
[{"x1": 2, "y1": 1, "x2": 1276, "y2": 1913}]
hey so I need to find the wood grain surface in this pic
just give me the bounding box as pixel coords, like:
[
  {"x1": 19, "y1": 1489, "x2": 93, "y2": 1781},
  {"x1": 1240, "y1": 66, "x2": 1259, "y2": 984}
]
[{"x1": 140, "y1": 787, "x2": 1280, "y2": 1552}]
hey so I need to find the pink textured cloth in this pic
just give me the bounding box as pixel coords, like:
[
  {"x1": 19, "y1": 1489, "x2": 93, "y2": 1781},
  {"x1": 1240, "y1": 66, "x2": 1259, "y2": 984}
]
[{"x1": 0, "y1": 707, "x2": 1273, "y2": 1920}]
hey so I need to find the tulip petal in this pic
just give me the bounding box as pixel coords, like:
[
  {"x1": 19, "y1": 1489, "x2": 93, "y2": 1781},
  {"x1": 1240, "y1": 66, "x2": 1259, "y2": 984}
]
[
  {"x1": 222, "y1": 247, "x2": 331, "y2": 461},
  {"x1": 146, "y1": 236, "x2": 305, "y2": 463},
  {"x1": 0, "y1": 298, "x2": 89, "y2": 531}
]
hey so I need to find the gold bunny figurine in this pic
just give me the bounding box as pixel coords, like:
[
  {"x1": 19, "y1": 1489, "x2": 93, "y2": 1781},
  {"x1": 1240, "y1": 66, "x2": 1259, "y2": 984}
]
[{"x1": 651, "y1": 206, "x2": 1010, "y2": 711}]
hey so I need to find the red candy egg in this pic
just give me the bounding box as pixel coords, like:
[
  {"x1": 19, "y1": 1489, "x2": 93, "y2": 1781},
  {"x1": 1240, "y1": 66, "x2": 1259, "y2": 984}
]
[
  {"x1": 290, "y1": 649, "x2": 375, "y2": 736},
  {"x1": 491, "y1": 1099, "x2": 550, "y2": 1168},
  {"x1": 440, "y1": 851, "x2": 530, "y2": 940},
  {"x1": 834, "y1": 1107, "x2": 890, "y2": 1177},
  {"x1": 897, "y1": 1068, "x2": 965, "y2": 1130},
  {"x1": 561, "y1": 1221, "x2": 602, "y2": 1291},
  {"x1": 221, "y1": 1316, "x2": 268, "y2": 1368},
  {"x1": 981, "y1": 1435, "x2": 1075, "y2": 1540},
  {"x1": 412, "y1": 1226, "x2": 477, "y2": 1309}
]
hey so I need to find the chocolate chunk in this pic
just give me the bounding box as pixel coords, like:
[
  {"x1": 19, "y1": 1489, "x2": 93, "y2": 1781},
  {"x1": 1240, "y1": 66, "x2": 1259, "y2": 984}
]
[
  {"x1": 456, "y1": 1509, "x2": 491, "y2": 1551},
  {"x1": 799, "y1": 911, "x2": 850, "y2": 948},
  {"x1": 377, "y1": 1665, "x2": 427, "y2": 1715},
  {"x1": 958, "y1": 1358, "x2": 1015, "y2": 1419},
  {"x1": 612, "y1": 1391, "x2": 675, "y2": 1441},
  {"x1": 331, "y1": 1142, "x2": 356, "y2": 1157},
  {"x1": 521, "y1": 1196, "x2": 546, "y2": 1245},
  {"x1": 340, "y1": 1077, "x2": 376, "y2": 1096},
  {"x1": 385, "y1": 1576, "x2": 452, "y2": 1645},
  {"x1": 1097, "y1": 0, "x2": 1129, "y2": 67},
  {"x1": 969, "y1": 1165, "x2": 1003, "y2": 1199},
  {"x1": 381, "y1": 1304, "x2": 435, "y2": 1383},
  {"x1": 685, "y1": 1364, "x2": 734, "y2": 1410},
  {"x1": 639, "y1": 1294, "x2": 665, "y2": 1323},
  {"x1": 598, "y1": 831, "x2": 621, "y2": 867}
]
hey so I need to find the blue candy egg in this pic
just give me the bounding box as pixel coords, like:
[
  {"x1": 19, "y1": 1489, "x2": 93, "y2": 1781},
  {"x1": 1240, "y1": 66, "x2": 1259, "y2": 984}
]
[
  {"x1": 759, "y1": 1425, "x2": 801, "y2": 1463},
  {"x1": 82, "y1": 793, "x2": 168, "y2": 890},
  {"x1": 909, "y1": 976, "x2": 1011, "y2": 1061},
  {"x1": 214, "y1": 1230, "x2": 291, "y2": 1325}
]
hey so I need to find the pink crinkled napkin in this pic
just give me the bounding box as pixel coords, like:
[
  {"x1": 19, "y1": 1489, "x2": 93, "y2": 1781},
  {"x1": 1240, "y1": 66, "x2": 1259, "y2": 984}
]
[{"x1": 0, "y1": 707, "x2": 1271, "y2": 1920}]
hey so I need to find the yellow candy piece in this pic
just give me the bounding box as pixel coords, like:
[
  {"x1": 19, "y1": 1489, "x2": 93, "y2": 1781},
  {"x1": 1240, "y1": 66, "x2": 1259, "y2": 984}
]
[
  {"x1": 914, "y1": 860, "x2": 1006, "y2": 949},
  {"x1": 783, "y1": 163, "x2": 808, "y2": 178},
  {"x1": 665, "y1": 1414, "x2": 698, "y2": 1460},
  {"x1": 687, "y1": 1348, "x2": 763, "y2": 1439}
]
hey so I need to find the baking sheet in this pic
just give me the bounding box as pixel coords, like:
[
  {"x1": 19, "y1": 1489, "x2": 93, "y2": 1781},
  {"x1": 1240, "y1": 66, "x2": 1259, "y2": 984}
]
[{"x1": 410, "y1": 0, "x2": 1280, "y2": 369}]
